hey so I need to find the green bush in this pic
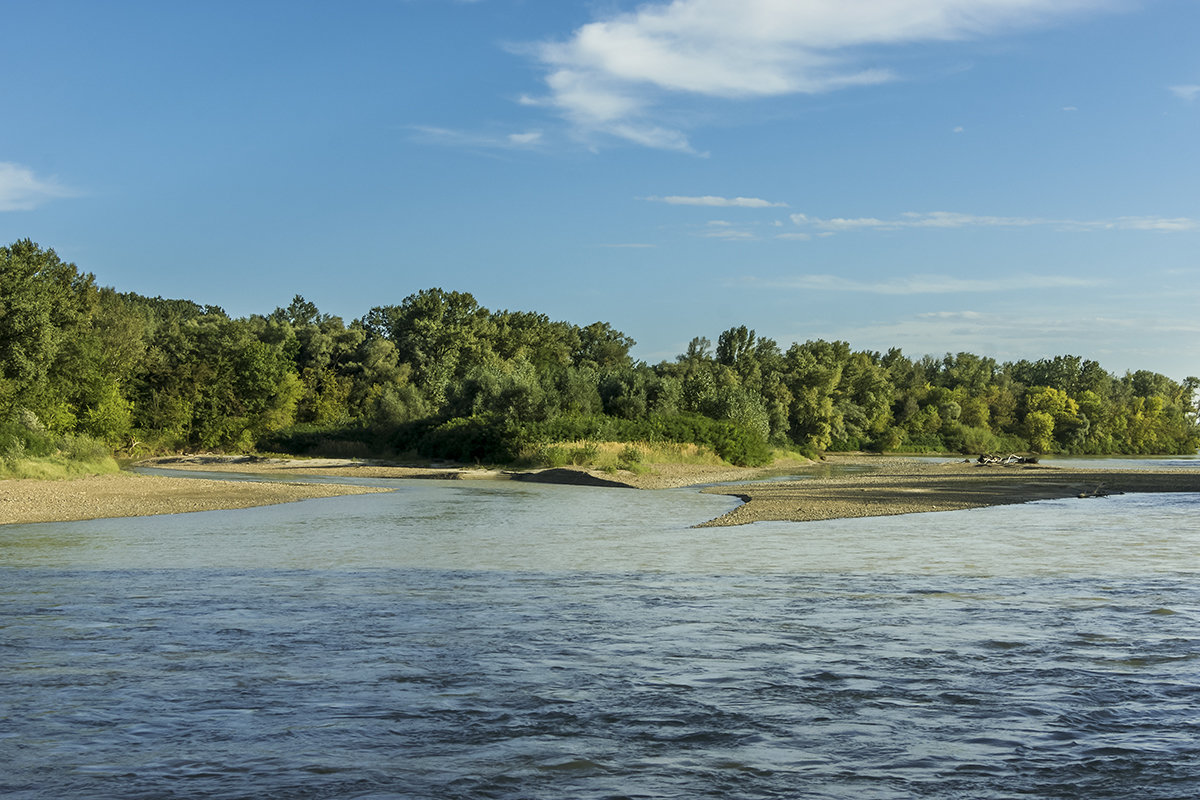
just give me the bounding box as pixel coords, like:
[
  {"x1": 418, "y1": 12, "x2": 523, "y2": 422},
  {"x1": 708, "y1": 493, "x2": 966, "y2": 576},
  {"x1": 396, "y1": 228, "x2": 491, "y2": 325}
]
[
  {"x1": 618, "y1": 444, "x2": 644, "y2": 465},
  {"x1": 570, "y1": 441, "x2": 601, "y2": 465},
  {"x1": 0, "y1": 411, "x2": 117, "y2": 478}
]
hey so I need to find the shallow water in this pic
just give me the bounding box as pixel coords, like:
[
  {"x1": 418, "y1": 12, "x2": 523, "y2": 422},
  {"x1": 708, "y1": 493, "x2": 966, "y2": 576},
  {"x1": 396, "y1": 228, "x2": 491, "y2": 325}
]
[{"x1": 3, "y1": 476, "x2": 1199, "y2": 798}]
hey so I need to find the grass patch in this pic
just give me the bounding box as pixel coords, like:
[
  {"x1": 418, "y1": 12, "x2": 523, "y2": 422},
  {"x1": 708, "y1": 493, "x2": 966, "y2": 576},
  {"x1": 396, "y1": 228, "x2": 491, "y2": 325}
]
[
  {"x1": 0, "y1": 453, "x2": 120, "y2": 480},
  {"x1": 0, "y1": 412, "x2": 119, "y2": 480},
  {"x1": 520, "y1": 440, "x2": 727, "y2": 471}
]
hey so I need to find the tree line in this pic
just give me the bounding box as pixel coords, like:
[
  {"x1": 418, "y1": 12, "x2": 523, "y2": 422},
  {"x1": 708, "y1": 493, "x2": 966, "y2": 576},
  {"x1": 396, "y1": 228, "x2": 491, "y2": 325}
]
[{"x1": 3, "y1": 239, "x2": 1198, "y2": 466}]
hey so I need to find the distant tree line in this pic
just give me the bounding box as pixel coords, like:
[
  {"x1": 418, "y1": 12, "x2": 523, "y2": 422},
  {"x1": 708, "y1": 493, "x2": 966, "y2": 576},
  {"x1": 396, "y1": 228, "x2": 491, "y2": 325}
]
[{"x1": 3, "y1": 239, "x2": 1198, "y2": 466}]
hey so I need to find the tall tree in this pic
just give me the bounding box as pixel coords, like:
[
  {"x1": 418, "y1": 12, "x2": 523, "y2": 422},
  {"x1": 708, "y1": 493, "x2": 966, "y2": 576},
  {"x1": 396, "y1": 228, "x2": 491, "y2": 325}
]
[{"x1": 0, "y1": 240, "x2": 93, "y2": 419}]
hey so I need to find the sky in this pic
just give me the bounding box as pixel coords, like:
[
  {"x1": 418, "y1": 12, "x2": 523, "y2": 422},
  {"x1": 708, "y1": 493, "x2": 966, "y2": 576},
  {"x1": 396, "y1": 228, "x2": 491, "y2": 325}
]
[{"x1": 2, "y1": 0, "x2": 1198, "y2": 379}]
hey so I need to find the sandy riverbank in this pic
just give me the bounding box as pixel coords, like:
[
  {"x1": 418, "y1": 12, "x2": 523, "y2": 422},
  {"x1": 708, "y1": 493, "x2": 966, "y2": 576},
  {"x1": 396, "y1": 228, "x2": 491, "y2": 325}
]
[
  {"x1": 134, "y1": 454, "x2": 798, "y2": 490},
  {"x1": 697, "y1": 456, "x2": 1200, "y2": 526},
  {"x1": 5, "y1": 454, "x2": 1197, "y2": 527},
  {"x1": 0, "y1": 471, "x2": 390, "y2": 526}
]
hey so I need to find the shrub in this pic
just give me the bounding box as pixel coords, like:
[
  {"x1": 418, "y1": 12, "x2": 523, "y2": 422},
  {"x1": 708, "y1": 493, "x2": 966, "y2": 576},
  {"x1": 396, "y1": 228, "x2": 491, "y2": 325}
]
[
  {"x1": 618, "y1": 444, "x2": 644, "y2": 465},
  {"x1": 570, "y1": 441, "x2": 601, "y2": 465}
]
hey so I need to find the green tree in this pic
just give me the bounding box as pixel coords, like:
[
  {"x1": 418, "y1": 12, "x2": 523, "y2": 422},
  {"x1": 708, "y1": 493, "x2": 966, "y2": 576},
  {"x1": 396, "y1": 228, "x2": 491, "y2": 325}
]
[
  {"x1": 0, "y1": 240, "x2": 93, "y2": 418},
  {"x1": 574, "y1": 321, "x2": 636, "y2": 370},
  {"x1": 364, "y1": 289, "x2": 490, "y2": 408}
]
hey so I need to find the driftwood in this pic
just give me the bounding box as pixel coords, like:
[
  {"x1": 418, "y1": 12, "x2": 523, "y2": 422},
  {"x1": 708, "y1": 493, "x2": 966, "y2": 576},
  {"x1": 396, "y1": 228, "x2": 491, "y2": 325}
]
[{"x1": 977, "y1": 453, "x2": 1039, "y2": 465}]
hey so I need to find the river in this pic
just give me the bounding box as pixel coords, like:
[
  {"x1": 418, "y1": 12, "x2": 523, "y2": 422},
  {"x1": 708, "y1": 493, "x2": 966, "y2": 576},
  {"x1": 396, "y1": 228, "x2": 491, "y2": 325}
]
[{"x1": 2, "y1": 467, "x2": 1198, "y2": 798}]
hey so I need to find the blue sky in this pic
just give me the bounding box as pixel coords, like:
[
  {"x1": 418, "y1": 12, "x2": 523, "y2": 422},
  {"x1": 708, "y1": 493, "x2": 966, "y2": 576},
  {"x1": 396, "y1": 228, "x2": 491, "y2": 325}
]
[{"x1": 2, "y1": 0, "x2": 1198, "y2": 379}]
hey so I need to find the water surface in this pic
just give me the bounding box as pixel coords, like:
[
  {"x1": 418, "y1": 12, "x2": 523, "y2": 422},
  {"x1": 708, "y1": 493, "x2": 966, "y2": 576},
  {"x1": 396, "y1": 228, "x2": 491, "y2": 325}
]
[{"x1": 3, "y1": 475, "x2": 1198, "y2": 798}]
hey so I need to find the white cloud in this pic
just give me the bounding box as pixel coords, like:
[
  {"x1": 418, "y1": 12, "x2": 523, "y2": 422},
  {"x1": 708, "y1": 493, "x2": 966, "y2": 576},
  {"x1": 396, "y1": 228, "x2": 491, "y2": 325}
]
[
  {"x1": 650, "y1": 194, "x2": 787, "y2": 207},
  {"x1": 409, "y1": 125, "x2": 546, "y2": 151},
  {"x1": 1169, "y1": 84, "x2": 1200, "y2": 102},
  {"x1": 917, "y1": 310, "x2": 985, "y2": 319},
  {"x1": 1114, "y1": 216, "x2": 1199, "y2": 232},
  {"x1": 0, "y1": 162, "x2": 77, "y2": 211},
  {"x1": 703, "y1": 227, "x2": 757, "y2": 240},
  {"x1": 526, "y1": 0, "x2": 1111, "y2": 150},
  {"x1": 762, "y1": 272, "x2": 1097, "y2": 294},
  {"x1": 816, "y1": 308, "x2": 1200, "y2": 375},
  {"x1": 952, "y1": 125, "x2": 964, "y2": 133},
  {"x1": 789, "y1": 210, "x2": 1199, "y2": 233},
  {"x1": 507, "y1": 131, "x2": 543, "y2": 145}
]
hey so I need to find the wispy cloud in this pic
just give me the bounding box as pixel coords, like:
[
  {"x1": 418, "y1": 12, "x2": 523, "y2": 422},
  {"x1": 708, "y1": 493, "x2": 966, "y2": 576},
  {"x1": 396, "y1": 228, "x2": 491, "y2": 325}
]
[
  {"x1": 789, "y1": 210, "x2": 1200, "y2": 233},
  {"x1": 0, "y1": 162, "x2": 77, "y2": 211},
  {"x1": 409, "y1": 125, "x2": 545, "y2": 150},
  {"x1": 523, "y1": 0, "x2": 1112, "y2": 151},
  {"x1": 507, "y1": 131, "x2": 543, "y2": 146},
  {"x1": 1169, "y1": 84, "x2": 1200, "y2": 102},
  {"x1": 649, "y1": 194, "x2": 787, "y2": 208},
  {"x1": 815, "y1": 308, "x2": 1200, "y2": 373},
  {"x1": 756, "y1": 272, "x2": 1098, "y2": 295}
]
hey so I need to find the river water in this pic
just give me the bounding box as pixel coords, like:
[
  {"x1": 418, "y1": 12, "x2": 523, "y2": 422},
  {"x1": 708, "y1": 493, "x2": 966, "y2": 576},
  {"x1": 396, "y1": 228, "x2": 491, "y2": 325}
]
[{"x1": 2, "y1": 468, "x2": 1199, "y2": 799}]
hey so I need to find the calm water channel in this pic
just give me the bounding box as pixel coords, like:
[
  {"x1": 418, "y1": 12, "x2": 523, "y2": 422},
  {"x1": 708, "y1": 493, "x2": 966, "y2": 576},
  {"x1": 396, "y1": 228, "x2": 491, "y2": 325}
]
[{"x1": 2, "y1": 465, "x2": 1199, "y2": 799}]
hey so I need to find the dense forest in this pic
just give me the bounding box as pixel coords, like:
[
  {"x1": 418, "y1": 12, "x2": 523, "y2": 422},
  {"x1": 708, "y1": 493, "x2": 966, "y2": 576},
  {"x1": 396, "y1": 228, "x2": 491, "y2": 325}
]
[{"x1": 3, "y1": 239, "x2": 1198, "y2": 470}]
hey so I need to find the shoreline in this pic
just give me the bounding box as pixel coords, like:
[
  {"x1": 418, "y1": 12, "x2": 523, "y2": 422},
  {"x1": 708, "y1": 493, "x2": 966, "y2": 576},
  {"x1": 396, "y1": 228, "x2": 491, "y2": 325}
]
[
  {"x1": 0, "y1": 471, "x2": 390, "y2": 526},
  {"x1": 132, "y1": 453, "x2": 801, "y2": 490},
  {"x1": 2, "y1": 454, "x2": 1197, "y2": 527},
  {"x1": 697, "y1": 457, "x2": 1200, "y2": 526}
]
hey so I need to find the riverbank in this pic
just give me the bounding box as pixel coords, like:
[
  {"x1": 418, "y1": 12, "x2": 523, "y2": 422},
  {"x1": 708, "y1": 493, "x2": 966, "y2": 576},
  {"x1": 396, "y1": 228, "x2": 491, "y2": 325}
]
[
  {"x1": 698, "y1": 456, "x2": 1200, "y2": 526},
  {"x1": 0, "y1": 471, "x2": 390, "y2": 526},
  {"x1": 134, "y1": 454, "x2": 802, "y2": 490},
  {"x1": 5, "y1": 454, "x2": 1198, "y2": 527}
]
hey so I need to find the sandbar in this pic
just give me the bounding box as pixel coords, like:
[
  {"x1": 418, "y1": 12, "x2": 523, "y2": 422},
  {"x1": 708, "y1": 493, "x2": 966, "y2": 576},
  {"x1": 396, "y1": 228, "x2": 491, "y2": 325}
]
[
  {"x1": 0, "y1": 471, "x2": 390, "y2": 526},
  {"x1": 698, "y1": 457, "x2": 1200, "y2": 526},
  {"x1": 6, "y1": 454, "x2": 1197, "y2": 527},
  {"x1": 135, "y1": 454, "x2": 785, "y2": 490}
]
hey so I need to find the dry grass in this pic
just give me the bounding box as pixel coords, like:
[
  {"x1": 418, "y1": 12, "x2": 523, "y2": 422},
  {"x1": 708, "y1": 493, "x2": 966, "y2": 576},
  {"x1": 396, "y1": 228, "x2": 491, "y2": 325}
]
[{"x1": 522, "y1": 440, "x2": 728, "y2": 471}]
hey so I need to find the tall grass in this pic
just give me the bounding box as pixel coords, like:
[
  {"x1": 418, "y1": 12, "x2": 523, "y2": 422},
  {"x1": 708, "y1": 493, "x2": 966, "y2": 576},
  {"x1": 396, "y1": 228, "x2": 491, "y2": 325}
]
[
  {"x1": 519, "y1": 439, "x2": 728, "y2": 471},
  {"x1": 0, "y1": 411, "x2": 119, "y2": 479}
]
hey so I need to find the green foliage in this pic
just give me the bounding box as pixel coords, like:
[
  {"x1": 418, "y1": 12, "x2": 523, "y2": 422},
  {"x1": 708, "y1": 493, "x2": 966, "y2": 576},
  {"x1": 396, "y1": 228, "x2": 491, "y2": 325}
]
[
  {"x1": 3, "y1": 239, "x2": 1198, "y2": 474},
  {"x1": 618, "y1": 444, "x2": 644, "y2": 465},
  {"x1": 415, "y1": 415, "x2": 524, "y2": 463},
  {"x1": 570, "y1": 441, "x2": 601, "y2": 465},
  {"x1": 0, "y1": 410, "x2": 117, "y2": 478},
  {"x1": 1024, "y1": 410, "x2": 1056, "y2": 453}
]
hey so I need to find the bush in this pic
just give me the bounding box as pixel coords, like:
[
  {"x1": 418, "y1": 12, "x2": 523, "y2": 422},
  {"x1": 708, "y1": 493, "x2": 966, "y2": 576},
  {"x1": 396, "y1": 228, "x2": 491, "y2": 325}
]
[
  {"x1": 618, "y1": 444, "x2": 644, "y2": 465},
  {"x1": 416, "y1": 415, "x2": 525, "y2": 463},
  {"x1": 526, "y1": 444, "x2": 569, "y2": 468},
  {"x1": 570, "y1": 441, "x2": 600, "y2": 465},
  {"x1": 0, "y1": 411, "x2": 117, "y2": 478}
]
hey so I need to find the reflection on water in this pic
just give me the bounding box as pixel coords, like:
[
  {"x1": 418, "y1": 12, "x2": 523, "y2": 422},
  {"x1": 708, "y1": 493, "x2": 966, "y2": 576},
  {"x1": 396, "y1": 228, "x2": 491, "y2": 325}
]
[{"x1": 2, "y1": 475, "x2": 1199, "y2": 798}]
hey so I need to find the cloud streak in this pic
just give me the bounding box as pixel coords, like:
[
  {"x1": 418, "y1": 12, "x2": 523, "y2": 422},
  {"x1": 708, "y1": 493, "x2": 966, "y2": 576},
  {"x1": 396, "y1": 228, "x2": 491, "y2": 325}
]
[
  {"x1": 758, "y1": 272, "x2": 1098, "y2": 295},
  {"x1": 789, "y1": 210, "x2": 1200, "y2": 233},
  {"x1": 0, "y1": 162, "x2": 77, "y2": 211},
  {"x1": 409, "y1": 125, "x2": 545, "y2": 151},
  {"x1": 526, "y1": 0, "x2": 1111, "y2": 151},
  {"x1": 649, "y1": 194, "x2": 787, "y2": 208}
]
